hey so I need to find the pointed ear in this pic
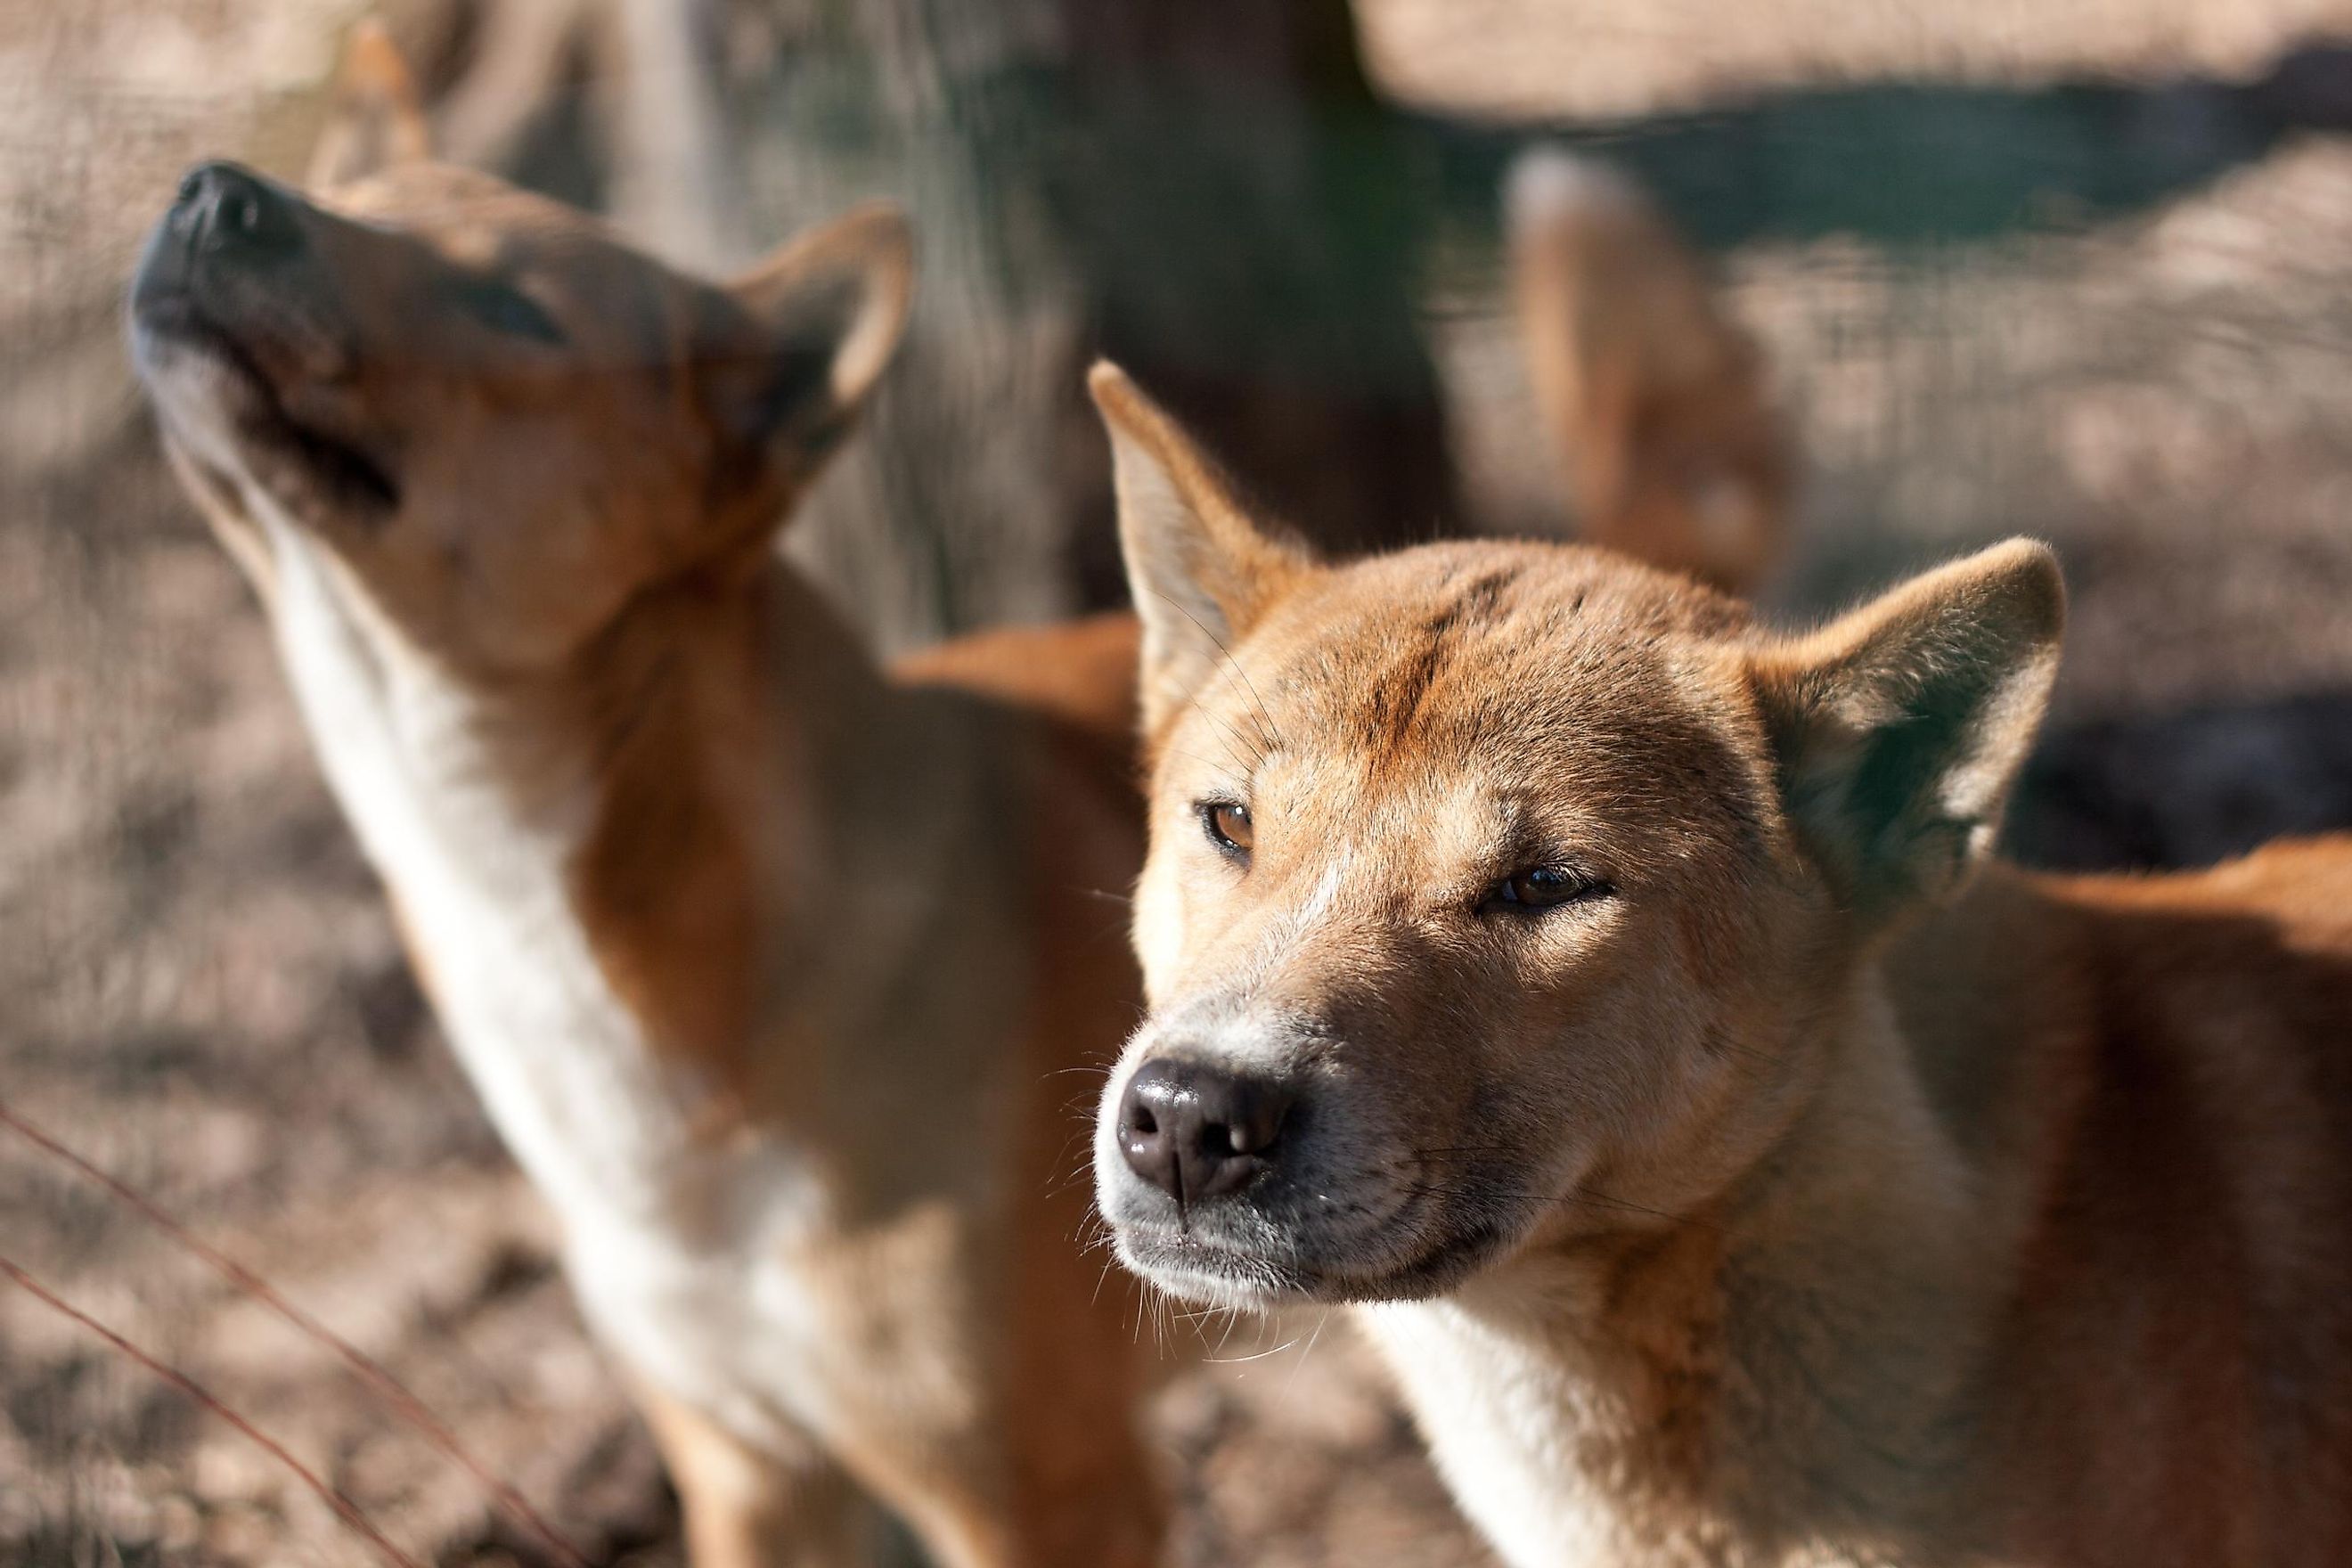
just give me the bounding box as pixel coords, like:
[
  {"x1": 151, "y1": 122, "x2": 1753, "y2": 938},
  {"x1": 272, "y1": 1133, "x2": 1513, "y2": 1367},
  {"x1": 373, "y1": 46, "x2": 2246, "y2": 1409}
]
[
  {"x1": 1088, "y1": 363, "x2": 1311, "y2": 738},
  {"x1": 711, "y1": 202, "x2": 914, "y2": 478},
  {"x1": 1746, "y1": 540, "x2": 2064, "y2": 919},
  {"x1": 308, "y1": 21, "x2": 431, "y2": 187}
]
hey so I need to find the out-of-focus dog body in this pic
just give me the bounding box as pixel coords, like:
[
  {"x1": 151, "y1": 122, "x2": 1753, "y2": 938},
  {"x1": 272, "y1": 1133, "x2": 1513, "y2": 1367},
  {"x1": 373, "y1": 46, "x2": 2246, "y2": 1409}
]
[{"x1": 130, "y1": 31, "x2": 1161, "y2": 1567}]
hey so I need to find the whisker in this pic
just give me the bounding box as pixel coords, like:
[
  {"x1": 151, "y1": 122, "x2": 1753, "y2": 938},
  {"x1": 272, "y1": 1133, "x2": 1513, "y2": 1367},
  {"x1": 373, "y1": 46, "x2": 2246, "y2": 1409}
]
[
  {"x1": 1205, "y1": 1327, "x2": 1304, "y2": 1366},
  {"x1": 1281, "y1": 1309, "x2": 1335, "y2": 1395},
  {"x1": 1153, "y1": 587, "x2": 1288, "y2": 756},
  {"x1": 1150, "y1": 588, "x2": 1285, "y2": 770}
]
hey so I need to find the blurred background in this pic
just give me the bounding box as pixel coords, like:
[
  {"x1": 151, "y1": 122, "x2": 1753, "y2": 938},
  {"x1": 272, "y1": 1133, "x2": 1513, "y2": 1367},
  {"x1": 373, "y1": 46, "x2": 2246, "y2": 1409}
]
[{"x1": 7, "y1": 0, "x2": 2352, "y2": 1562}]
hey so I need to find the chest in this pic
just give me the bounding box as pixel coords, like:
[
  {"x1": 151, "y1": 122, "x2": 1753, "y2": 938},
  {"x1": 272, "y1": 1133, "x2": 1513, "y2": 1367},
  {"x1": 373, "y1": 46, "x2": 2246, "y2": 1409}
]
[
  {"x1": 266, "y1": 540, "x2": 828, "y2": 1246},
  {"x1": 1360, "y1": 1301, "x2": 1665, "y2": 1567},
  {"x1": 1360, "y1": 1297, "x2": 1891, "y2": 1568}
]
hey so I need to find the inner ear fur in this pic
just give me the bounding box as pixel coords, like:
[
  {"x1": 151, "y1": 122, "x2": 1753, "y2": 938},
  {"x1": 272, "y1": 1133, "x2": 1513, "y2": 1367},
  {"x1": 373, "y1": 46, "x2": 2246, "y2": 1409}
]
[
  {"x1": 1088, "y1": 362, "x2": 1312, "y2": 739},
  {"x1": 714, "y1": 202, "x2": 914, "y2": 475},
  {"x1": 308, "y1": 20, "x2": 432, "y2": 188},
  {"x1": 1745, "y1": 539, "x2": 2064, "y2": 919}
]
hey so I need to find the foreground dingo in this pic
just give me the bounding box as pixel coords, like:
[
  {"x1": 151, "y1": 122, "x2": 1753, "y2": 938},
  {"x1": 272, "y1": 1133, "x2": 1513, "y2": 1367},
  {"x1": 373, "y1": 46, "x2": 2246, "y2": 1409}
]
[
  {"x1": 1087, "y1": 362, "x2": 2352, "y2": 1567},
  {"x1": 127, "y1": 30, "x2": 1161, "y2": 1568}
]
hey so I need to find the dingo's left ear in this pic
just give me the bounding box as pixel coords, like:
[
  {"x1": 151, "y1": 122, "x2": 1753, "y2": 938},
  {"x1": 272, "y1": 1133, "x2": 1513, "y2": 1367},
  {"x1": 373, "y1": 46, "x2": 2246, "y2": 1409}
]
[
  {"x1": 716, "y1": 202, "x2": 914, "y2": 477},
  {"x1": 1090, "y1": 363, "x2": 1311, "y2": 738},
  {"x1": 1746, "y1": 539, "x2": 2064, "y2": 919},
  {"x1": 308, "y1": 20, "x2": 431, "y2": 187}
]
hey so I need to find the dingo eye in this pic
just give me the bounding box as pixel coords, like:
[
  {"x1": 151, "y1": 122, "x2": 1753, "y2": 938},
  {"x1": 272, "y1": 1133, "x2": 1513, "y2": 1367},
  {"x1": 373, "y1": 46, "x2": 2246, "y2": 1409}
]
[
  {"x1": 453, "y1": 278, "x2": 567, "y2": 345},
  {"x1": 1480, "y1": 866, "x2": 1609, "y2": 915},
  {"x1": 1201, "y1": 801, "x2": 1254, "y2": 859}
]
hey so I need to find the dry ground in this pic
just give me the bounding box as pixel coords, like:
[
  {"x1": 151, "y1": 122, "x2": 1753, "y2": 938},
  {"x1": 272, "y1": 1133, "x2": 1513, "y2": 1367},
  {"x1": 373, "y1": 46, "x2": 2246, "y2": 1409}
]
[
  {"x1": 6, "y1": 3, "x2": 2352, "y2": 1565},
  {"x1": 1358, "y1": 0, "x2": 2352, "y2": 119}
]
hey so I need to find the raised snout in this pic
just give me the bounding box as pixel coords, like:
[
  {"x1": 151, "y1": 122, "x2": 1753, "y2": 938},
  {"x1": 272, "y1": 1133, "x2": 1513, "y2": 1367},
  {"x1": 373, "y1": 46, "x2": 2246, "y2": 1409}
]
[
  {"x1": 134, "y1": 162, "x2": 311, "y2": 319},
  {"x1": 171, "y1": 162, "x2": 306, "y2": 268},
  {"x1": 1116, "y1": 1057, "x2": 1295, "y2": 1207}
]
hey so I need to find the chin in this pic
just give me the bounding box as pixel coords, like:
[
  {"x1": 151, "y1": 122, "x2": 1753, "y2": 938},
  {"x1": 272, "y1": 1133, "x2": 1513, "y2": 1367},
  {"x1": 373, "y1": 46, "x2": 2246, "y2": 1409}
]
[
  {"x1": 1114, "y1": 1229, "x2": 1312, "y2": 1313},
  {"x1": 131, "y1": 304, "x2": 265, "y2": 444},
  {"x1": 1111, "y1": 1212, "x2": 1514, "y2": 1311},
  {"x1": 129, "y1": 290, "x2": 396, "y2": 518}
]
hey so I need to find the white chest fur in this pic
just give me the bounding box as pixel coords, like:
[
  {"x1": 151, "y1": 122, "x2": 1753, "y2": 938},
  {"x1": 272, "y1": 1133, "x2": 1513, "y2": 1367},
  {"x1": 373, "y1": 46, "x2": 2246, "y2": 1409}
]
[
  {"x1": 1358, "y1": 1299, "x2": 1642, "y2": 1568},
  {"x1": 264, "y1": 528, "x2": 831, "y2": 1445}
]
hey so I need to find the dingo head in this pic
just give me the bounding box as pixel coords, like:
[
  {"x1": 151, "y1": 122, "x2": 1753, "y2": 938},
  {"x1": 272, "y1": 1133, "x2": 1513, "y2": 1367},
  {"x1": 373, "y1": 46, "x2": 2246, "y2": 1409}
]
[
  {"x1": 127, "y1": 25, "x2": 911, "y2": 672},
  {"x1": 1087, "y1": 363, "x2": 2062, "y2": 1311}
]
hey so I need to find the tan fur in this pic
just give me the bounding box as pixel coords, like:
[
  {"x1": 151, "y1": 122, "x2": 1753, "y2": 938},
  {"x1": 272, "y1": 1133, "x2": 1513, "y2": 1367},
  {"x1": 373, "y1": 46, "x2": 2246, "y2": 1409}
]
[
  {"x1": 128, "y1": 45, "x2": 1161, "y2": 1567},
  {"x1": 306, "y1": 20, "x2": 434, "y2": 191},
  {"x1": 1507, "y1": 150, "x2": 1790, "y2": 596},
  {"x1": 634, "y1": 1376, "x2": 876, "y2": 1567},
  {"x1": 1087, "y1": 363, "x2": 2352, "y2": 1568}
]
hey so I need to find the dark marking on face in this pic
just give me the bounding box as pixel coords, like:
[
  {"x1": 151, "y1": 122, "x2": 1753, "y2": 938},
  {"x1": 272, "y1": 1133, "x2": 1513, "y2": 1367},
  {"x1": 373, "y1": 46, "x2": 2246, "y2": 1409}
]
[
  {"x1": 443, "y1": 273, "x2": 568, "y2": 345},
  {"x1": 1359, "y1": 566, "x2": 1525, "y2": 768}
]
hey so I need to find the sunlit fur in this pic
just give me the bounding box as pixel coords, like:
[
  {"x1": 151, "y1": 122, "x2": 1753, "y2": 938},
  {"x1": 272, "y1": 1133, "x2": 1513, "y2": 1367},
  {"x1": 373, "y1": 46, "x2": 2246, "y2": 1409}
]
[
  {"x1": 127, "y1": 34, "x2": 1164, "y2": 1568},
  {"x1": 1090, "y1": 361, "x2": 2352, "y2": 1568}
]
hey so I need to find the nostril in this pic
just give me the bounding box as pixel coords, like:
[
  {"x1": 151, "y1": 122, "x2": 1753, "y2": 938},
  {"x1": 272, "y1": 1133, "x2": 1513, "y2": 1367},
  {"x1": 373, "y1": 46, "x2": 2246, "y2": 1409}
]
[
  {"x1": 177, "y1": 163, "x2": 302, "y2": 263},
  {"x1": 1115, "y1": 1056, "x2": 1296, "y2": 1206},
  {"x1": 1215, "y1": 1079, "x2": 1291, "y2": 1160}
]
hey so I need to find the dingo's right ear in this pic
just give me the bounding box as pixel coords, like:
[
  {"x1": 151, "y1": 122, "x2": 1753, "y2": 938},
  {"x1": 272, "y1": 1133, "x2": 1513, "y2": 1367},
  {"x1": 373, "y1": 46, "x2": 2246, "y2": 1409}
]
[
  {"x1": 1089, "y1": 363, "x2": 1312, "y2": 738},
  {"x1": 308, "y1": 20, "x2": 431, "y2": 187},
  {"x1": 715, "y1": 203, "x2": 914, "y2": 481}
]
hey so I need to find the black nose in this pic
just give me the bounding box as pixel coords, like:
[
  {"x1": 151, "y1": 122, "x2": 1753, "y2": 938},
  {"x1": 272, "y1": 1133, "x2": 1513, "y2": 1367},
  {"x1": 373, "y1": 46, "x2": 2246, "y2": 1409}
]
[
  {"x1": 171, "y1": 161, "x2": 303, "y2": 265},
  {"x1": 1118, "y1": 1058, "x2": 1294, "y2": 1207}
]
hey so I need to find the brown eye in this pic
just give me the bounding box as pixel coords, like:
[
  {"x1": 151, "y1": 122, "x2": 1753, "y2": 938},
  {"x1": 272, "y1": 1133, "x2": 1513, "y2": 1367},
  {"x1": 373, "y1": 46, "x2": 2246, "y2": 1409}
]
[
  {"x1": 1202, "y1": 801, "x2": 1254, "y2": 858},
  {"x1": 1481, "y1": 865, "x2": 1609, "y2": 915}
]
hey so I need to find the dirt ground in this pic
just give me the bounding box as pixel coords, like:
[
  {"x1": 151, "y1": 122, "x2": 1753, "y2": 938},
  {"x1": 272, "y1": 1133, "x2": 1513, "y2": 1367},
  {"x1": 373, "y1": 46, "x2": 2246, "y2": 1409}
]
[
  {"x1": 1357, "y1": 0, "x2": 2352, "y2": 119},
  {"x1": 6, "y1": 3, "x2": 2352, "y2": 1565}
]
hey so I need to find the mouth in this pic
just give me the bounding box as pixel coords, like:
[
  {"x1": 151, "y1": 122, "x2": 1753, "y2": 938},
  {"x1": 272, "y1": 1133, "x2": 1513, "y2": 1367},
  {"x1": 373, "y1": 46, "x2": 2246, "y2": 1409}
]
[
  {"x1": 130, "y1": 285, "x2": 399, "y2": 516},
  {"x1": 1115, "y1": 1230, "x2": 1316, "y2": 1311},
  {"x1": 1114, "y1": 1209, "x2": 1509, "y2": 1310}
]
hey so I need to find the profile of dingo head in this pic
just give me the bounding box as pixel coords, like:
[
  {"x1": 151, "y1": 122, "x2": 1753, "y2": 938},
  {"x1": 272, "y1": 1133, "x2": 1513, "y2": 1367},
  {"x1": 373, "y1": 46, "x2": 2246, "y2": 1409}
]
[
  {"x1": 126, "y1": 26, "x2": 910, "y2": 673},
  {"x1": 1086, "y1": 362, "x2": 2062, "y2": 1312},
  {"x1": 123, "y1": 36, "x2": 1186, "y2": 1566}
]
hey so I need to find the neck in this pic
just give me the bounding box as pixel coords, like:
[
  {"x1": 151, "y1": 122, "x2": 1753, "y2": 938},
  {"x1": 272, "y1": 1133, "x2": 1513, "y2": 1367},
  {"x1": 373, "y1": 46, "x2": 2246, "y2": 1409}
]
[
  {"x1": 1381, "y1": 964, "x2": 2026, "y2": 1566},
  {"x1": 562, "y1": 558, "x2": 905, "y2": 1098},
  {"x1": 261, "y1": 526, "x2": 918, "y2": 1221},
  {"x1": 1703, "y1": 972, "x2": 2005, "y2": 1552}
]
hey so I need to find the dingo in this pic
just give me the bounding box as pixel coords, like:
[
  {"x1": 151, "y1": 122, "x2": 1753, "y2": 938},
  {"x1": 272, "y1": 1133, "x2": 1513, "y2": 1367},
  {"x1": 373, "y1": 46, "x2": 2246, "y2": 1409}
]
[
  {"x1": 1507, "y1": 148, "x2": 1788, "y2": 596},
  {"x1": 1087, "y1": 362, "x2": 2352, "y2": 1568},
  {"x1": 128, "y1": 28, "x2": 1161, "y2": 1568}
]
